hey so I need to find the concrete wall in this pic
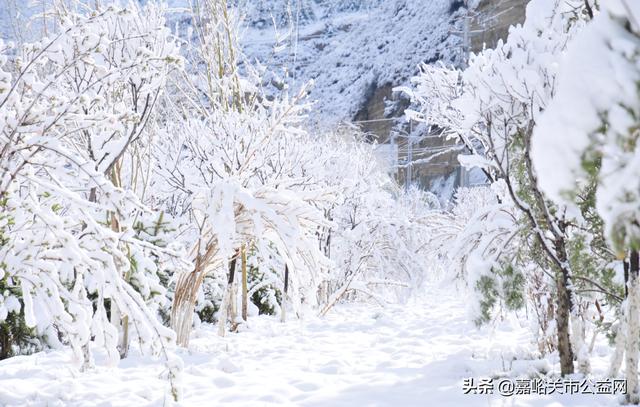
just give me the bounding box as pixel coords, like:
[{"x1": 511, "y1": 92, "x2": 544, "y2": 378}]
[{"x1": 470, "y1": 0, "x2": 528, "y2": 52}]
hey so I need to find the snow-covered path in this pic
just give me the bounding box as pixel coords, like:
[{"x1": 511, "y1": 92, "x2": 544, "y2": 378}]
[
  {"x1": 0, "y1": 284, "x2": 618, "y2": 406},
  {"x1": 183, "y1": 286, "x2": 490, "y2": 407}
]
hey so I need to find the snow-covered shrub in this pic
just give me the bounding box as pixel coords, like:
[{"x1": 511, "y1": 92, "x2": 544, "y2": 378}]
[
  {"x1": 315, "y1": 135, "x2": 435, "y2": 314},
  {"x1": 161, "y1": 112, "x2": 329, "y2": 343},
  {"x1": 0, "y1": 270, "x2": 41, "y2": 359},
  {"x1": 0, "y1": 1, "x2": 182, "y2": 374},
  {"x1": 447, "y1": 185, "x2": 522, "y2": 323}
]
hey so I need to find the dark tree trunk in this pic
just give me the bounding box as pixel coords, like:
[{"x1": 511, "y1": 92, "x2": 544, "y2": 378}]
[
  {"x1": 284, "y1": 264, "x2": 289, "y2": 295},
  {"x1": 228, "y1": 254, "x2": 237, "y2": 285},
  {"x1": 0, "y1": 325, "x2": 10, "y2": 360},
  {"x1": 626, "y1": 250, "x2": 640, "y2": 403},
  {"x1": 631, "y1": 250, "x2": 639, "y2": 281},
  {"x1": 241, "y1": 246, "x2": 248, "y2": 321},
  {"x1": 280, "y1": 264, "x2": 290, "y2": 323},
  {"x1": 555, "y1": 237, "x2": 575, "y2": 376},
  {"x1": 625, "y1": 258, "x2": 630, "y2": 298},
  {"x1": 556, "y1": 272, "x2": 575, "y2": 375}
]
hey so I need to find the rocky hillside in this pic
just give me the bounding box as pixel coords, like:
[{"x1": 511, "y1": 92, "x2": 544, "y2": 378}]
[{"x1": 240, "y1": 0, "x2": 466, "y2": 130}]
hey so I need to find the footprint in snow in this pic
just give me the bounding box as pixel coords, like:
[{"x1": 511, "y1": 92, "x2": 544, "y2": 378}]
[
  {"x1": 213, "y1": 376, "x2": 235, "y2": 388},
  {"x1": 293, "y1": 381, "x2": 320, "y2": 392},
  {"x1": 217, "y1": 358, "x2": 242, "y2": 373}
]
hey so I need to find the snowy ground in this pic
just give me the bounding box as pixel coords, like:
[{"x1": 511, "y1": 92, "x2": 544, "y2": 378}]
[{"x1": 0, "y1": 283, "x2": 621, "y2": 406}]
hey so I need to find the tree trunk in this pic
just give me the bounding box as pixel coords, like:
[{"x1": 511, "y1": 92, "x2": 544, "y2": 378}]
[
  {"x1": 571, "y1": 312, "x2": 590, "y2": 374},
  {"x1": 625, "y1": 258, "x2": 630, "y2": 298},
  {"x1": 217, "y1": 253, "x2": 238, "y2": 337},
  {"x1": 626, "y1": 250, "x2": 640, "y2": 404},
  {"x1": 241, "y1": 245, "x2": 248, "y2": 321},
  {"x1": 82, "y1": 187, "x2": 99, "y2": 367},
  {"x1": 608, "y1": 320, "x2": 625, "y2": 378},
  {"x1": 556, "y1": 271, "x2": 574, "y2": 375},
  {"x1": 0, "y1": 324, "x2": 9, "y2": 359},
  {"x1": 109, "y1": 164, "x2": 130, "y2": 358},
  {"x1": 120, "y1": 315, "x2": 129, "y2": 359},
  {"x1": 110, "y1": 300, "x2": 122, "y2": 352},
  {"x1": 281, "y1": 264, "x2": 289, "y2": 323},
  {"x1": 554, "y1": 237, "x2": 575, "y2": 376},
  {"x1": 229, "y1": 260, "x2": 238, "y2": 324}
]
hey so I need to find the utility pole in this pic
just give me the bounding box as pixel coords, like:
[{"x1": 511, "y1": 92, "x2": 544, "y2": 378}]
[
  {"x1": 462, "y1": 0, "x2": 471, "y2": 69},
  {"x1": 390, "y1": 132, "x2": 398, "y2": 182},
  {"x1": 406, "y1": 119, "x2": 413, "y2": 191},
  {"x1": 454, "y1": 0, "x2": 471, "y2": 189}
]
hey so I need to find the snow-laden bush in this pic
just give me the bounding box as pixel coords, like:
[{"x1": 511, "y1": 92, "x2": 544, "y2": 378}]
[
  {"x1": 322, "y1": 171, "x2": 436, "y2": 313},
  {"x1": 0, "y1": 1, "x2": 185, "y2": 380}
]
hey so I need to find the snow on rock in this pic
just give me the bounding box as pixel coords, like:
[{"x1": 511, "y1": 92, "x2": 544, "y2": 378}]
[{"x1": 239, "y1": 0, "x2": 464, "y2": 128}]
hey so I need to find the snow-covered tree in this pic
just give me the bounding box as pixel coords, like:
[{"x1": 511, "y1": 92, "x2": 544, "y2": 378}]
[
  {"x1": 151, "y1": 0, "x2": 332, "y2": 346},
  {"x1": 532, "y1": 0, "x2": 640, "y2": 400},
  {"x1": 404, "y1": 0, "x2": 609, "y2": 375},
  {"x1": 318, "y1": 136, "x2": 434, "y2": 315},
  {"x1": 0, "y1": 2, "x2": 183, "y2": 383}
]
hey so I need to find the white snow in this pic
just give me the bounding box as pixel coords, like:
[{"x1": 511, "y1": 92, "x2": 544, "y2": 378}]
[{"x1": 0, "y1": 282, "x2": 620, "y2": 406}]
